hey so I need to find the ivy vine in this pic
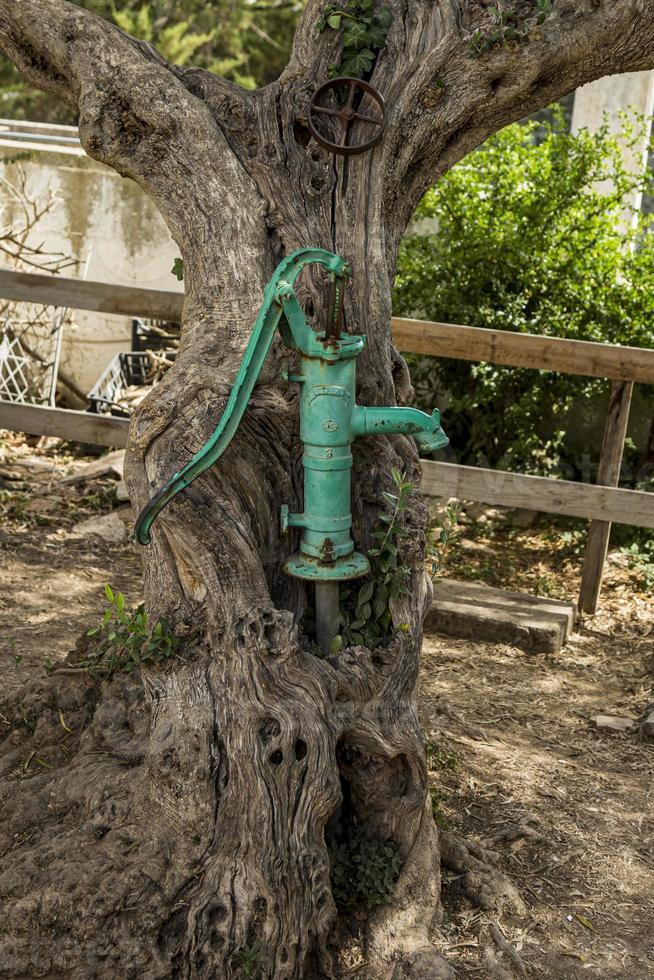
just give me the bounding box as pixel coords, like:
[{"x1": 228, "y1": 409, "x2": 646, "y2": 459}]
[{"x1": 318, "y1": 0, "x2": 392, "y2": 78}]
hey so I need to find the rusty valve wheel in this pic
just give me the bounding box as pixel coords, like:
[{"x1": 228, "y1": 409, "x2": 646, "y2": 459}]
[{"x1": 308, "y1": 77, "x2": 386, "y2": 157}]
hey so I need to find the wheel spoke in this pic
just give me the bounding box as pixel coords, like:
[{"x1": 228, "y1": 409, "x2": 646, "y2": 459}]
[
  {"x1": 354, "y1": 113, "x2": 383, "y2": 127},
  {"x1": 340, "y1": 119, "x2": 351, "y2": 147},
  {"x1": 308, "y1": 77, "x2": 385, "y2": 156}
]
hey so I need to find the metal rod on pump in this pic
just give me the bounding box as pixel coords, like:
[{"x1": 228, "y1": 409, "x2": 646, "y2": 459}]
[
  {"x1": 315, "y1": 581, "x2": 340, "y2": 654},
  {"x1": 314, "y1": 271, "x2": 346, "y2": 653}
]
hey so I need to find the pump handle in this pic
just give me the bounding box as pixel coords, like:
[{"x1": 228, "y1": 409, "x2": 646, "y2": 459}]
[{"x1": 134, "y1": 248, "x2": 349, "y2": 544}]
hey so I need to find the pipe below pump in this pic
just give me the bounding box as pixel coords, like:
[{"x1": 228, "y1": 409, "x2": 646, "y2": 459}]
[{"x1": 315, "y1": 581, "x2": 340, "y2": 654}]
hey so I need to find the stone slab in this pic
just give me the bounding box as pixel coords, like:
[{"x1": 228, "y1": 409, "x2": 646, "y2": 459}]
[{"x1": 424, "y1": 578, "x2": 578, "y2": 654}]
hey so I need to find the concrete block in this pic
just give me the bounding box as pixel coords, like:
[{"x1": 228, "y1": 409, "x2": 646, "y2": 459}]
[
  {"x1": 592, "y1": 715, "x2": 636, "y2": 734},
  {"x1": 425, "y1": 578, "x2": 577, "y2": 654}
]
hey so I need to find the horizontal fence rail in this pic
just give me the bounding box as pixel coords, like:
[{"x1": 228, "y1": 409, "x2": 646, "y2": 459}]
[
  {"x1": 0, "y1": 268, "x2": 184, "y2": 322},
  {"x1": 391, "y1": 317, "x2": 654, "y2": 384},
  {"x1": 0, "y1": 269, "x2": 651, "y2": 382},
  {"x1": 0, "y1": 400, "x2": 129, "y2": 448},
  {"x1": 421, "y1": 460, "x2": 654, "y2": 529}
]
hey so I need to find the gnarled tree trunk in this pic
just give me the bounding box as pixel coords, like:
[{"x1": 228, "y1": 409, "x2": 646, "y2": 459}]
[{"x1": 1, "y1": 1, "x2": 654, "y2": 977}]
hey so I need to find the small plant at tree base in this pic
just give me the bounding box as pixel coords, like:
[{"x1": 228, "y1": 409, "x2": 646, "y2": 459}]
[
  {"x1": 329, "y1": 827, "x2": 403, "y2": 913},
  {"x1": 229, "y1": 943, "x2": 262, "y2": 979},
  {"x1": 621, "y1": 536, "x2": 654, "y2": 590},
  {"x1": 76, "y1": 585, "x2": 178, "y2": 678},
  {"x1": 331, "y1": 468, "x2": 412, "y2": 652},
  {"x1": 429, "y1": 786, "x2": 450, "y2": 830},
  {"x1": 424, "y1": 737, "x2": 458, "y2": 773},
  {"x1": 428, "y1": 501, "x2": 461, "y2": 579},
  {"x1": 318, "y1": 0, "x2": 392, "y2": 78}
]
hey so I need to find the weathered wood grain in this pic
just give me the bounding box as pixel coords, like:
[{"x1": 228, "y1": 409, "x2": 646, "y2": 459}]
[
  {"x1": 393, "y1": 318, "x2": 654, "y2": 384},
  {"x1": 578, "y1": 381, "x2": 635, "y2": 613},
  {"x1": 0, "y1": 399, "x2": 129, "y2": 447},
  {"x1": 0, "y1": 268, "x2": 183, "y2": 321},
  {"x1": 421, "y1": 459, "x2": 654, "y2": 529}
]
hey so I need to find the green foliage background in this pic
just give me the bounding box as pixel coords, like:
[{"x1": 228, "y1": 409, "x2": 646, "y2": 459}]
[
  {"x1": 393, "y1": 113, "x2": 654, "y2": 487},
  {"x1": 0, "y1": 0, "x2": 304, "y2": 122}
]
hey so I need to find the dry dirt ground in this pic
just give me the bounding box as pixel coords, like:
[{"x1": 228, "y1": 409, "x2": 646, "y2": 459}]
[{"x1": 1, "y1": 433, "x2": 652, "y2": 979}]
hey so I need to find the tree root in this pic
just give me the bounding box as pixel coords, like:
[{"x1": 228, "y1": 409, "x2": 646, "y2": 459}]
[
  {"x1": 439, "y1": 832, "x2": 527, "y2": 915},
  {"x1": 362, "y1": 804, "x2": 454, "y2": 980},
  {"x1": 477, "y1": 920, "x2": 528, "y2": 980},
  {"x1": 489, "y1": 922, "x2": 527, "y2": 977},
  {"x1": 488, "y1": 811, "x2": 553, "y2": 850}
]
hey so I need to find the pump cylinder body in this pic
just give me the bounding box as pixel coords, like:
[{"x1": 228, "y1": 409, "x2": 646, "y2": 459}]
[
  {"x1": 283, "y1": 348, "x2": 370, "y2": 581},
  {"x1": 299, "y1": 354, "x2": 355, "y2": 563}
]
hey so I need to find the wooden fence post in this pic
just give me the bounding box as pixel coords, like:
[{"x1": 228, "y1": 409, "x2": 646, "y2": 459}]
[{"x1": 578, "y1": 380, "x2": 634, "y2": 614}]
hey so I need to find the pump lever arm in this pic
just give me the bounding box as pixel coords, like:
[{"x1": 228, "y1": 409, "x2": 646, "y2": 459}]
[{"x1": 134, "y1": 247, "x2": 349, "y2": 545}]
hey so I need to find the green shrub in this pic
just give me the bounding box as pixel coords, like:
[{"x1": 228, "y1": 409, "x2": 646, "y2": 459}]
[
  {"x1": 394, "y1": 111, "x2": 654, "y2": 484},
  {"x1": 329, "y1": 827, "x2": 403, "y2": 913}
]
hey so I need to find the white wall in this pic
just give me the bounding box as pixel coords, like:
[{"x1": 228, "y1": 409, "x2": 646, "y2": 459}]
[
  {"x1": 0, "y1": 121, "x2": 182, "y2": 394},
  {"x1": 571, "y1": 71, "x2": 654, "y2": 227}
]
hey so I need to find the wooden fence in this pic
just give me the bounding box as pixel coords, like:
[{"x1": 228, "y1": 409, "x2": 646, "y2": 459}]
[{"x1": 1, "y1": 271, "x2": 652, "y2": 613}]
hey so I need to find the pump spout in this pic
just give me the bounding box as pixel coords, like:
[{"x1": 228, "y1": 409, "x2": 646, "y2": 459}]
[{"x1": 352, "y1": 406, "x2": 449, "y2": 453}]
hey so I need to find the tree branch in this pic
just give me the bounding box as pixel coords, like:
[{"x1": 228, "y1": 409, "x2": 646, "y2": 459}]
[
  {"x1": 380, "y1": 0, "x2": 654, "y2": 238},
  {"x1": 0, "y1": 0, "x2": 272, "y2": 330}
]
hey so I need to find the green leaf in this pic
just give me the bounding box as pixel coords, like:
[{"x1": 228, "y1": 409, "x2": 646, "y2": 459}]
[
  {"x1": 358, "y1": 580, "x2": 375, "y2": 605},
  {"x1": 366, "y1": 23, "x2": 388, "y2": 48},
  {"x1": 171, "y1": 257, "x2": 184, "y2": 281},
  {"x1": 327, "y1": 13, "x2": 342, "y2": 29},
  {"x1": 341, "y1": 48, "x2": 374, "y2": 77},
  {"x1": 357, "y1": 602, "x2": 372, "y2": 622},
  {"x1": 375, "y1": 8, "x2": 393, "y2": 28},
  {"x1": 342, "y1": 21, "x2": 369, "y2": 50},
  {"x1": 372, "y1": 593, "x2": 387, "y2": 620},
  {"x1": 104, "y1": 583, "x2": 114, "y2": 602}
]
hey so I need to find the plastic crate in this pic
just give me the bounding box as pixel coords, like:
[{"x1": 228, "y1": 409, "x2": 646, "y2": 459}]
[
  {"x1": 131, "y1": 317, "x2": 180, "y2": 353},
  {"x1": 86, "y1": 350, "x2": 175, "y2": 418}
]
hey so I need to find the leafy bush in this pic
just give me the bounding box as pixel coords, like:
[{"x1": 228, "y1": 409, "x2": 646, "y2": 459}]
[
  {"x1": 329, "y1": 827, "x2": 402, "y2": 912},
  {"x1": 394, "y1": 111, "x2": 654, "y2": 483},
  {"x1": 621, "y1": 537, "x2": 654, "y2": 589}
]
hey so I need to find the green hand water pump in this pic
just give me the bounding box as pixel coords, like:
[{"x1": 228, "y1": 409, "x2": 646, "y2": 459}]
[{"x1": 135, "y1": 248, "x2": 448, "y2": 651}]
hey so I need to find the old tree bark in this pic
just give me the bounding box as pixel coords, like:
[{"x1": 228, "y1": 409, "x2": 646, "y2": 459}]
[{"x1": 1, "y1": 1, "x2": 654, "y2": 977}]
